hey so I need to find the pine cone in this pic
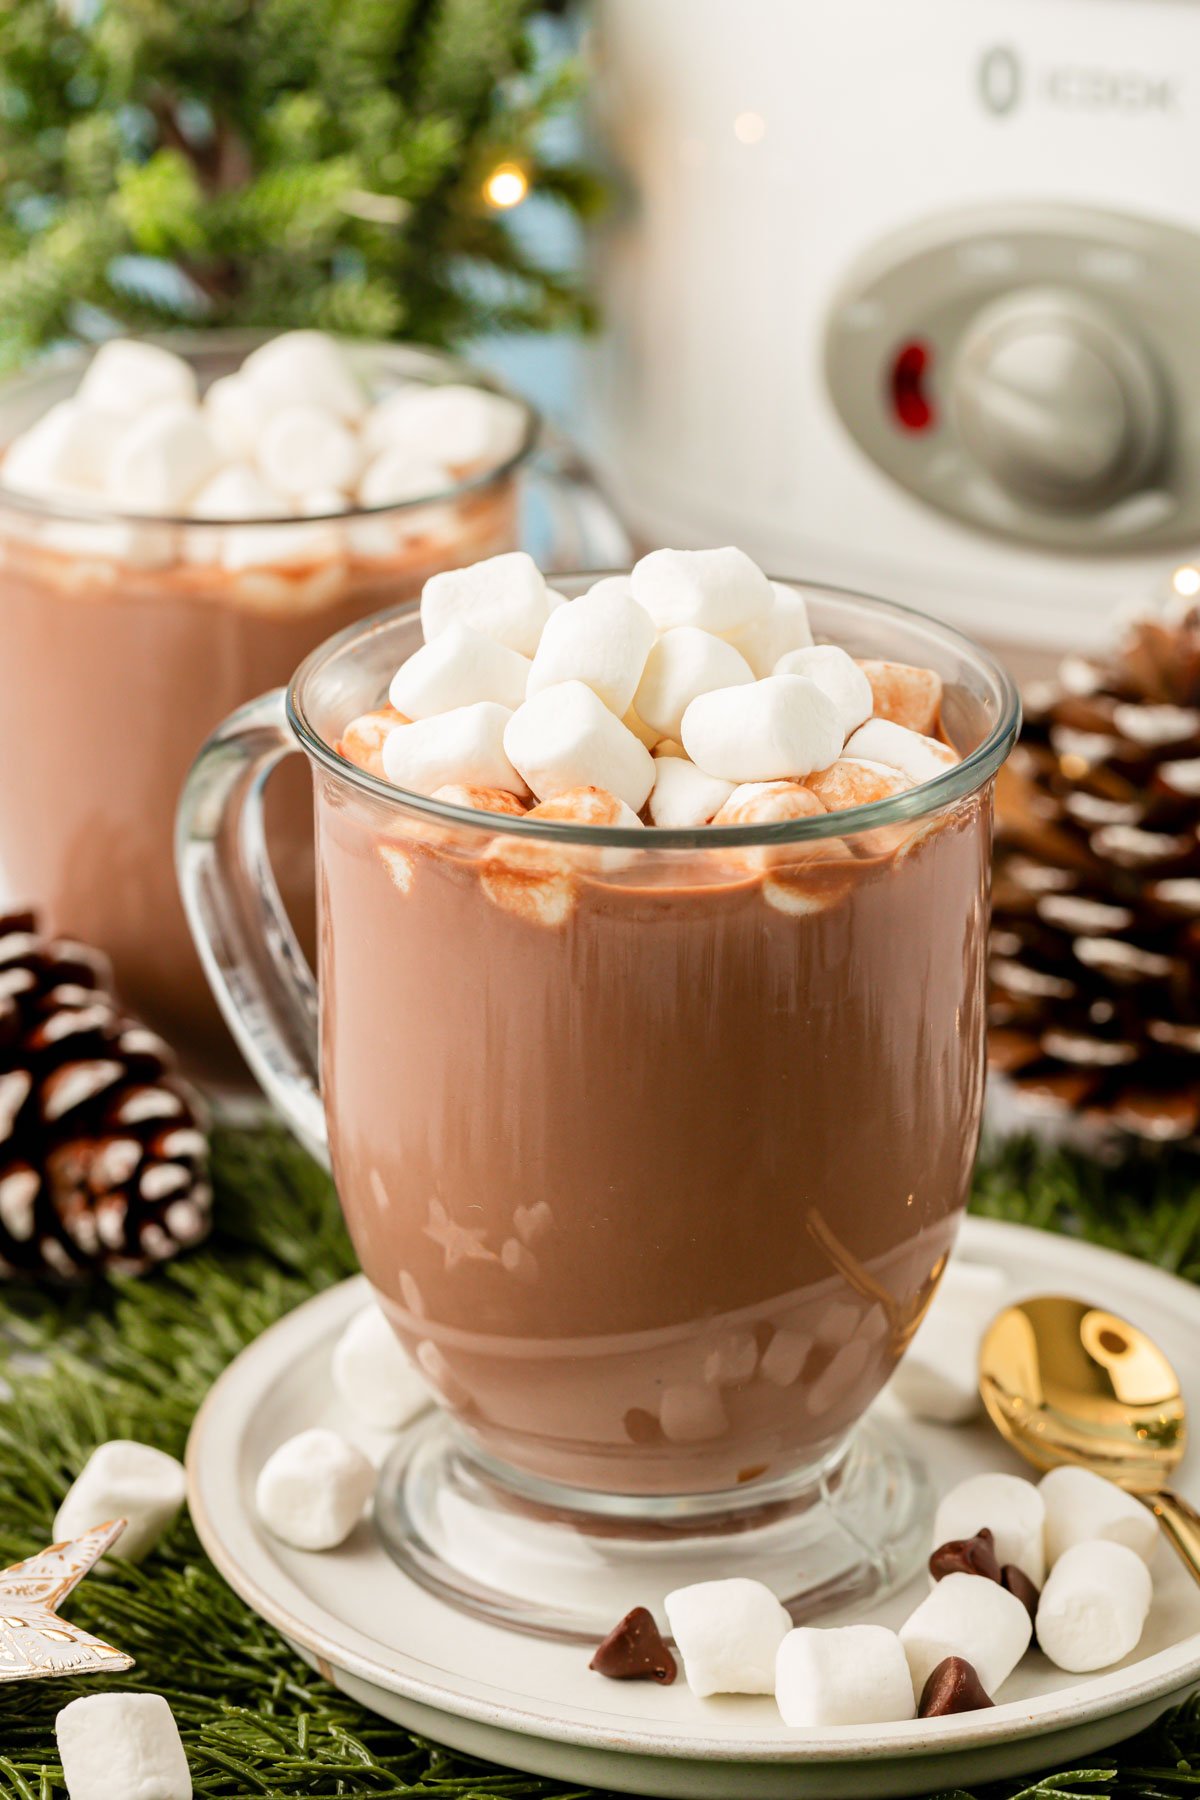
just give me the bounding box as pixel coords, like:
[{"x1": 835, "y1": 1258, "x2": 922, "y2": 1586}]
[
  {"x1": 989, "y1": 598, "x2": 1200, "y2": 1143},
  {"x1": 0, "y1": 910, "x2": 211, "y2": 1279}
]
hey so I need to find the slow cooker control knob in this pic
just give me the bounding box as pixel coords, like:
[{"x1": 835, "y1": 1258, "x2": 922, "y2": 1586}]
[{"x1": 952, "y1": 288, "x2": 1163, "y2": 512}]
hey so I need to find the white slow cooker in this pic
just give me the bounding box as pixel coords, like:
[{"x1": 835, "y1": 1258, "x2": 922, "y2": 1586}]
[{"x1": 586, "y1": 0, "x2": 1200, "y2": 662}]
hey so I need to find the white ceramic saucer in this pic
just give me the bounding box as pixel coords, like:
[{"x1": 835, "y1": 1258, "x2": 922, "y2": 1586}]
[{"x1": 186, "y1": 1218, "x2": 1200, "y2": 1799}]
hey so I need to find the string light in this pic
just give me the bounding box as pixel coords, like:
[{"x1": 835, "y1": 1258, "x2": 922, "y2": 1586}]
[
  {"x1": 733, "y1": 111, "x2": 766, "y2": 145},
  {"x1": 483, "y1": 162, "x2": 529, "y2": 210},
  {"x1": 1172, "y1": 565, "x2": 1200, "y2": 599}
]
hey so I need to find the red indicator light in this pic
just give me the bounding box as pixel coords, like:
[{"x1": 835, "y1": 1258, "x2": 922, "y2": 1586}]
[{"x1": 891, "y1": 341, "x2": 935, "y2": 431}]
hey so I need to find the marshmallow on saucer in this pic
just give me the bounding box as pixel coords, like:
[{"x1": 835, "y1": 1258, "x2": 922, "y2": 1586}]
[
  {"x1": 634, "y1": 627, "x2": 754, "y2": 741},
  {"x1": 383, "y1": 703, "x2": 526, "y2": 797},
  {"x1": 421, "y1": 551, "x2": 549, "y2": 657},
  {"x1": 390, "y1": 623, "x2": 531, "y2": 717},
  {"x1": 203, "y1": 372, "x2": 261, "y2": 460},
  {"x1": 774, "y1": 645, "x2": 873, "y2": 737},
  {"x1": 648, "y1": 756, "x2": 734, "y2": 828},
  {"x1": 54, "y1": 1440, "x2": 186, "y2": 1563},
  {"x1": 632, "y1": 547, "x2": 773, "y2": 635},
  {"x1": 256, "y1": 403, "x2": 363, "y2": 499},
  {"x1": 933, "y1": 1473, "x2": 1046, "y2": 1585},
  {"x1": 664, "y1": 1576, "x2": 791, "y2": 1697},
  {"x1": 331, "y1": 1303, "x2": 432, "y2": 1432},
  {"x1": 1036, "y1": 1539, "x2": 1153, "y2": 1671},
  {"x1": 527, "y1": 584, "x2": 655, "y2": 716},
  {"x1": 504, "y1": 682, "x2": 655, "y2": 812},
  {"x1": 106, "y1": 404, "x2": 221, "y2": 513},
  {"x1": 776, "y1": 1625, "x2": 915, "y2": 1727},
  {"x1": 889, "y1": 1260, "x2": 1009, "y2": 1424},
  {"x1": 844, "y1": 718, "x2": 959, "y2": 786},
  {"x1": 365, "y1": 383, "x2": 525, "y2": 469},
  {"x1": 857, "y1": 660, "x2": 944, "y2": 736},
  {"x1": 78, "y1": 339, "x2": 197, "y2": 417},
  {"x1": 1040, "y1": 1466, "x2": 1158, "y2": 1568},
  {"x1": 723, "y1": 581, "x2": 813, "y2": 677},
  {"x1": 682, "y1": 675, "x2": 844, "y2": 784},
  {"x1": 56, "y1": 1692, "x2": 191, "y2": 1800},
  {"x1": 807, "y1": 758, "x2": 911, "y2": 813},
  {"x1": 188, "y1": 464, "x2": 287, "y2": 521},
  {"x1": 255, "y1": 1427, "x2": 374, "y2": 1550},
  {"x1": 241, "y1": 329, "x2": 366, "y2": 423},
  {"x1": 900, "y1": 1570, "x2": 1032, "y2": 1698},
  {"x1": 2, "y1": 400, "x2": 117, "y2": 498}
]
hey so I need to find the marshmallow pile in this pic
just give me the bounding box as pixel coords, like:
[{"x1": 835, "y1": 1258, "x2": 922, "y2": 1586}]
[
  {"x1": 596, "y1": 1463, "x2": 1159, "y2": 1726},
  {"x1": 254, "y1": 1298, "x2": 432, "y2": 1552},
  {"x1": 1, "y1": 332, "x2": 525, "y2": 573},
  {"x1": 339, "y1": 546, "x2": 958, "y2": 838}
]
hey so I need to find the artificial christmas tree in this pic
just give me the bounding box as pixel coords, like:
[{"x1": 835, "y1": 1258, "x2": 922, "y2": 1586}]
[
  {"x1": 0, "y1": 0, "x2": 600, "y2": 368},
  {"x1": 988, "y1": 599, "x2": 1200, "y2": 1144},
  {"x1": 0, "y1": 911, "x2": 210, "y2": 1279}
]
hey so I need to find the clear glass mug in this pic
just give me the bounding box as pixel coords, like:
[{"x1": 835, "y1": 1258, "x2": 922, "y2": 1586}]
[
  {"x1": 178, "y1": 581, "x2": 1019, "y2": 1634},
  {"x1": 0, "y1": 333, "x2": 623, "y2": 1086}
]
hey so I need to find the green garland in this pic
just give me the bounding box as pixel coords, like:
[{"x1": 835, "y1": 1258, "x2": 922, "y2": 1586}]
[{"x1": 1, "y1": 1127, "x2": 1199, "y2": 1798}]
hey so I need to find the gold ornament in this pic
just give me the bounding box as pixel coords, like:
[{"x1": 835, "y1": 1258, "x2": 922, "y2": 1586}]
[{"x1": 0, "y1": 1518, "x2": 134, "y2": 1683}]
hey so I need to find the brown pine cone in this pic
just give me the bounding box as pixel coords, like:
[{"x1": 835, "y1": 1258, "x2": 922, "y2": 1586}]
[
  {"x1": 989, "y1": 598, "x2": 1200, "y2": 1144},
  {"x1": 0, "y1": 910, "x2": 211, "y2": 1279}
]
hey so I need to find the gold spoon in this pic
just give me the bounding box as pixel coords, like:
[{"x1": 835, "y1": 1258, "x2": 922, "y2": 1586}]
[{"x1": 979, "y1": 1294, "x2": 1200, "y2": 1585}]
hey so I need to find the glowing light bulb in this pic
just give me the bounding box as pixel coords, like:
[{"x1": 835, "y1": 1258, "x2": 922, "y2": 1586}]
[
  {"x1": 1172, "y1": 565, "x2": 1200, "y2": 599},
  {"x1": 733, "y1": 111, "x2": 766, "y2": 145},
  {"x1": 484, "y1": 163, "x2": 529, "y2": 210}
]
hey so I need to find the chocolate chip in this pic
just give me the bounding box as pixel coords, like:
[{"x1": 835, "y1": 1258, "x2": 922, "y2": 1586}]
[
  {"x1": 918, "y1": 1655, "x2": 995, "y2": 1717},
  {"x1": 589, "y1": 1606, "x2": 677, "y2": 1684},
  {"x1": 1001, "y1": 1563, "x2": 1040, "y2": 1644},
  {"x1": 928, "y1": 1526, "x2": 1002, "y2": 1585}
]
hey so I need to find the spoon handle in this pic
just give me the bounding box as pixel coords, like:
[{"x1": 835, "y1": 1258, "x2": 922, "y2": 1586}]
[{"x1": 1148, "y1": 1489, "x2": 1200, "y2": 1587}]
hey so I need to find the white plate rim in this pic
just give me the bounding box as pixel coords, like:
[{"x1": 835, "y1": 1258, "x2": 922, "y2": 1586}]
[{"x1": 186, "y1": 1216, "x2": 1200, "y2": 1767}]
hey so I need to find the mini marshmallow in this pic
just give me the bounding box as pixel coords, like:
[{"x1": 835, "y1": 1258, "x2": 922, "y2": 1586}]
[
  {"x1": 2, "y1": 400, "x2": 118, "y2": 498},
  {"x1": 659, "y1": 1382, "x2": 727, "y2": 1443},
  {"x1": 365, "y1": 383, "x2": 525, "y2": 470},
  {"x1": 331, "y1": 1303, "x2": 432, "y2": 1432},
  {"x1": 504, "y1": 681, "x2": 655, "y2": 812},
  {"x1": 664, "y1": 1577, "x2": 791, "y2": 1697},
  {"x1": 256, "y1": 403, "x2": 363, "y2": 499},
  {"x1": 302, "y1": 487, "x2": 351, "y2": 515},
  {"x1": 56, "y1": 1692, "x2": 191, "y2": 1800},
  {"x1": 255, "y1": 1427, "x2": 374, "y2": 1550},
  {"x1": 359, "y1": 450, "x2": 451, "y2": 509},
  {"x1": 221, "y1": 519, "x2": 341, "y2": 571},
  {"x1": 390, "y1": 623, "x2": 531, "y2": 718},
  {"x1": 54, "y1": 1440, "x2": 186, "y2": 1563},
  {"x1": 723, "y1": 581, "x2": 814, "y2": 677},
  {"x1": 775, "y1": 644, "x2": 873, "y2": 737},
  {"x1": 889, "y1": 1260, "x2": 1009, "y2": 1424},
  {"x1": 42, "y1": 518, "x2": 177, "y2": 570},
  {"x1": 1036, "y1": 1539, "x2": 1153, "y2": 1672},
  {"x1": 432, "y1": 783, "x2": 528, "y2": 817},
  {"x1": 383, "y1": 702, "x2": 525, "y2": 797},
  {"x1": 188, "y1": 463, "x2": 287, "y2": 521},
  {"x1": 634, "y1": 627, "x2": 754, "y2": 741},
  {"x1": 648, "y1": 756, "x2": 734, "y2": 828},
  {"x1": 858, "y1": 659, "x2": 944, "y2": 736},
  {"x1": 900, "y1": 1571, "x2": 1032, "y2": 1699},
  {"x1": 78, "y1": 339, "x2": 196, "y2": 417},
  {"x1": 632, "y1": 546, "x2": 773, "y2": 634},
  {"x1": 682, "y1": 675, "x2": 844, "y2": 783},
  {"x1": 527, "y1": 585, "x2": 655, "y2": 716},
  {"x1": 776, "y1": 1625, "x2": 915, "y2": 1727},
  {"x1": 241, "y1": 329, "x2": 366, "y2": 422},
  {"x1": 106, "y1": 404, "x2": 221, "y2": 513},
  {"x1": 933, "y1": 1473, "x2": 1046, "y2": 1585},
  {"x1": 844, "y1": 718, "x2": 959, "y2": 786},
  {"x1": 713, "y1": 780, "x2": 825, "y2": 828},
  {"x1": 807, "y1": 757, "x2": 911, "y2": 813},
  {"x1": 1040, "y1": 1467, "x2": 1158, "y2": 1568},
  {"x1": 528, "y1": 786, "x2": 643, "y2": 831},
  {"x1": 203, "y1": 372, "x2": 261, "y2": 459},
  {"x1": 421, "y1": 551, "x2": 549, "y2": 657},
  {"x1": 338, "y1": 706, "x2": 408, "y2": 777}
]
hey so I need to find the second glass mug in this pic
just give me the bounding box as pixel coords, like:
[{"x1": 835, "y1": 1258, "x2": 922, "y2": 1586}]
[{"x1": 178, "y1": 580, "x2": 1019, "y2": 1635}]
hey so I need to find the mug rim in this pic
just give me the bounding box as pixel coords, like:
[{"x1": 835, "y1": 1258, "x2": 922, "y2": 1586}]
[
  {"x1": 0, "y1": 328, "x2": 540, "y2": 528},
  {"x1": 286, "y1": 576, "x2": 1023, "y2": 851}
]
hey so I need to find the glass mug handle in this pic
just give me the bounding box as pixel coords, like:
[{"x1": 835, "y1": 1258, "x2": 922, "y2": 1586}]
[
  {"x1": 175, "y1": 690, "x2": 329, "y2": 1167},
  {"x1": 523, "y1": 426, "x2": 632, "y2": 571}
]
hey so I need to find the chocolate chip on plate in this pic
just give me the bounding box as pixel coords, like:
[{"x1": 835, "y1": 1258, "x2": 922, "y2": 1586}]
[
  {"x1": 928, "y1": 1526, "x2": 1002, "y2": 1585},
  {"x1": 918, "y1": 1655, "x2": 995, "y2": 1717},
  {"x1": 589, "y1": 1606, "x2": 677, "y2": 1684},
  {"x1": 1001, "y1": 1563, "x2": 1040, "y2": 1642}
]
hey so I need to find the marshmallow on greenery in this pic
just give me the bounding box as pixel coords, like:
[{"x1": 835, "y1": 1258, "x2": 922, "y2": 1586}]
[
  {"x1": 54, "y1": 1440, "x2": 186, "y2": 1564},
  {"x1": 56, "y1": 1692, "x2": 192, "y2": 1800}
]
